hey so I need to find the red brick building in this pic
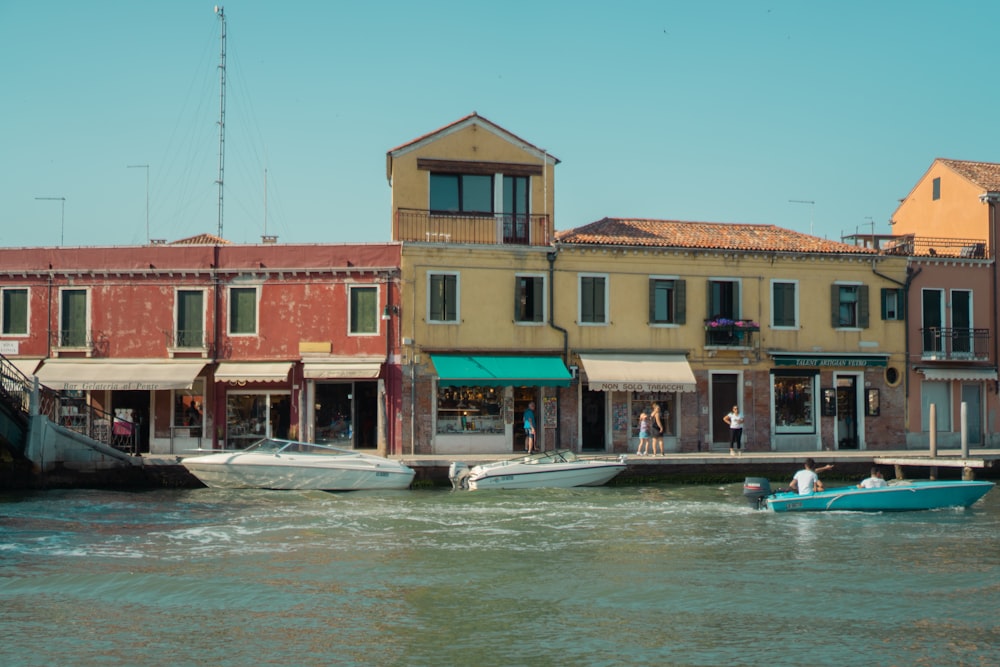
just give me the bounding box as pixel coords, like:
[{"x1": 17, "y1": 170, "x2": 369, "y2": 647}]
[{"x1": 0, "y1": 239, "x2": 404, "y2": 454}]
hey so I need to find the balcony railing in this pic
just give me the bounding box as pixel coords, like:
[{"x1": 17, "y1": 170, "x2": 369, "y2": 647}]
[
  {"x1": 883, "y1": 235, "x2": 989, "y2": 259},
  {"x1": 394, "y1": 209, "x2": 551, "y2": 246},
  {"x1": 921, "y1": 328, "x2": 991, "y2": 360},
  {"x1": 50, "y1": 329, "x2": 108, "y2": 356},
  {"x1": 704, "y1": 319, "x2": 759, "y2": 348}
]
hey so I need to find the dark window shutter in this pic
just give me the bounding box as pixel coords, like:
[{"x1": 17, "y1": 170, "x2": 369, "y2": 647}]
[
  {"x1": 676, "y1": 279, "x2": 686, "y2": 324},
  {"x1": 533, "y1": 277, "x2": 544, "y2": 322},
  {"x1": 859, "y1": 285, "x2": 870, "y2": 328},
  {"x1": 444, "y1": 275, "x2": 457, "y2": 321},
  {"x1": 648, "y1": 279, "x2": 656, "y2": 323},
  {"x1": 831, "y1": 284, "x2": 840, "y2": 328},
  {"x1": 430, "y1": 275, "x2": 444, "y2": 321}
]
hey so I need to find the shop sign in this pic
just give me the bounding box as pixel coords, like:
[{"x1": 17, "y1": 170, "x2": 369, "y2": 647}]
[{"x1": 773, "y1": 356, "x2": 887, "y2": 368}]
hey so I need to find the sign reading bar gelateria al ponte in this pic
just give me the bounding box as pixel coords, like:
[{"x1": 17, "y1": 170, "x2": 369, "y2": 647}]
[{"x1": 773, "y1": 354, "x2": 887, "y2": 368}]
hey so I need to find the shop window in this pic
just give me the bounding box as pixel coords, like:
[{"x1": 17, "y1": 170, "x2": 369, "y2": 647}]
[
  {"x1": 173, "y1": 379, "x2": 205, "y2": 438},
  {"x1": 773, "y1": 373, "x2": 816, "y2": 434},
  {"x1": 630, "y1": 392, "x2": 675, "y2": 436},
  {"x1": 437, "y1": 386, "x2": 504, "y2": 435},
  {"x1": 1, "y1": 287, "x2": 28, "y2": 335},
  {"x1": 226, "y1": 392, "x2": 290, "y2": 449}
]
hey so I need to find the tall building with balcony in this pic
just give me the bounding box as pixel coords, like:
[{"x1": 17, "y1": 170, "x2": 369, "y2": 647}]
[{"x1": 886, "y1": 158, "x2": 999, "y2": 447}]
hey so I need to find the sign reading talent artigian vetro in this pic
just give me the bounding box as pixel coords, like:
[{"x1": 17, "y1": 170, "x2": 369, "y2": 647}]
[{"x1": 772, "y1": 354, "x2": 888, "y2": 368}]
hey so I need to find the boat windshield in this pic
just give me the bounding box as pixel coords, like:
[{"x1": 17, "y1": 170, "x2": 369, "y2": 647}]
[
  {"x1": 521, "y1": 449, "x2": 579, "y2": 464},
  {"x1": 243, "y1": 439, "x2": 355, "y2": 456}
]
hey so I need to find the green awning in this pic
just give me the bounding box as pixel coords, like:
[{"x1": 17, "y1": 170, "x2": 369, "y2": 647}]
[{"x1": 431, "y1": 354, "x2": 572, "y2": 387}]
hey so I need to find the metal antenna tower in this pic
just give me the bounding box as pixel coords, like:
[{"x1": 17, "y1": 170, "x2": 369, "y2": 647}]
[{"x1": 215, "y1": 6, "x2": 226, "y2": 238}]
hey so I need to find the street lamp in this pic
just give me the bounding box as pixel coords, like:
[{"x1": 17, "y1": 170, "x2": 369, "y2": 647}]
[
  {"x1": 35, "y1": 196, "x2": 66, "y2": 246},
  {"x1": 128, "y1": 164, "x2": 150, "y2": 244}
]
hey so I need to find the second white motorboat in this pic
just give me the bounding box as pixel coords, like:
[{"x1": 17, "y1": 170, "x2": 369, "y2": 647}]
[
  {"x1": 181, "y1": 438, "x2": 416, "y2": 491},
  {"x1": 449, "y1": 449, "x2": 627, "y2": 491}
]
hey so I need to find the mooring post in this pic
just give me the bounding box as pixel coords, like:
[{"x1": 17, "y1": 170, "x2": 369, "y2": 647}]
[
  {"x1": 928, "y1": 403, "x2": 937, "y2": 457},
  {"x1": 960, "y1": 402, "x2": 969, "y2": 459}
]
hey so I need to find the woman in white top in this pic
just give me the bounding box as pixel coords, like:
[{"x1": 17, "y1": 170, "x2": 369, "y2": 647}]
[{"x1": 722, "y1": 405, "x2": 744, "y2": 456}]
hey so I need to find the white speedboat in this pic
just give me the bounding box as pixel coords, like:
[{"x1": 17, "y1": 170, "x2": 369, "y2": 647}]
[
  {"x1": 181, "y1": 438, "x2": 415, "y2": 491},
  {"x1": 449, "y1": 449, "x2": 627, "y2": 491}
]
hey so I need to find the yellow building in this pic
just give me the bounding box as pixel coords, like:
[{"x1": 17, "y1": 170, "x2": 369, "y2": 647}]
[
  {"x1": 387, "y1": 114, "x2": 570, "y2": 454},
  {"x1": 387, "y1": 114, "x2": 910, "y2": 455}
]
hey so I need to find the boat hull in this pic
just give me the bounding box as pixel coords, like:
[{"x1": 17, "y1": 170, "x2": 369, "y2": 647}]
[
  {"x1": 182, "y1": 450, "x2": 415, "y2": 491},
  {"x1": 467, "y1": 462, "x2": 625, "y2": 490},
  {"x1": 767, "y1": 480, "x2": 995, "y2": 512}
]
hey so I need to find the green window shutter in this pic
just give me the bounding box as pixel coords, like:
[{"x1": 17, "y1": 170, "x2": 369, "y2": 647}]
[
  {"x1": 595, "y1": 277, "x2": 606, "y2": 322},
  {"x1": 880, "y1": 288, "x2": 889, "y2": 320},
  {"x1": 444, "y1": 275, "x2": 457, "y2": 321},
  {"x1": 830, "y1": 284, "x2": 840, "y2": 328},
  {"x1": 177, "y1": 290, "x2": 203, "y2": 346},
  {"x1": 430, "y1": 275, "x2": 444, "y2": 321},
  {"x1": 859, "y1": 285, "x2": 870, "y2": 328},
  {"x1": 230, "y1": 288, "x2": 257, "y2": 334},
  {"x1": 733, "y1": 281, "x2": 741, "y2": 319},
  {"x1": 2, "y1": 288, "x2": 28, "y2": 335},
  {"x1": 676, "y1": 279, "x2": 686, "y2": 324},
  {"x1": 533, "y1": 277, "x2": 544, "y2": 322},
  {"x1": 581, "y1": 277, "x2": 593, "y2": 322},
  {"x1": 62, "y1": 289, "x2": 87, "y2": 346},
  {"x1": 648, "y1": 279, "x2": 656, "y2": 323},
  {"x1": 351, "y1": 287, "x2": 377, "y2": 334}
]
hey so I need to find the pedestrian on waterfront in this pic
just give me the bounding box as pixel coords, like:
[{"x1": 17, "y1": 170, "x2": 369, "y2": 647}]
[
  {"x1": 523, "y1": 401, "x2": 537, "y2": 454},
  {"x1": 789, "y1": 458, "x2": 834, "y2": 495},
  {"x1": 636, "y1": 411, "x2": 650, "y2": 455},
  {"x1": 723, "y1": 405, "x2": 744, "y2": 456},
  {"x1": 858, "y1": 467, "x2": 888, "y2": 489},
  {"x1": 650, "y1": 403, "x2": 664, "y2": 455}
]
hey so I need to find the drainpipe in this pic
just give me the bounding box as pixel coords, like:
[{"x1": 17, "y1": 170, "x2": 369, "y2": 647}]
[
  {"x1": 870, "y1": 259, "x2": 920, "y2": 405},
  {"x1": 547, "y1": 249, "x2": 569, "y2": 448}
]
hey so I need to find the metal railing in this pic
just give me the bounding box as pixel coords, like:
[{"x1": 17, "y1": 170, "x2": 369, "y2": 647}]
[
  {"x1": 883, "y1": 235, "x2": 989, "y2": 259},
  {"x1": 921, "y1": 328, "x2": 991, "y2": 360},
  {"x1": 394, "y1": 209, "x2": 551, "y2": 246}
]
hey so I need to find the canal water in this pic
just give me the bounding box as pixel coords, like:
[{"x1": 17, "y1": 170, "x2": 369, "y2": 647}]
[{"x1": 1, "y1": 483, "x2": 998, "y2": 667}]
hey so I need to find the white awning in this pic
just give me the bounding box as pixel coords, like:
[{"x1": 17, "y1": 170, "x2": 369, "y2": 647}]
[
  {"x1": 577, "y1": 353, "x2": 697, "y2": 392},
  {"x1": 303, "y1": 360, "x2": 382, "y2": 379},
  {"x1": 35, "y1": 359, "x2": 205, "y2": 391},
  {"x1": 920, "y1": 368, "x2": 998, "y2": 382},
  {"x1": 6, "y1": 358, "x2": 42, "y2": 378},
  {"x1": 214, "y1": 362, "x2": 293, "y2": 383}
]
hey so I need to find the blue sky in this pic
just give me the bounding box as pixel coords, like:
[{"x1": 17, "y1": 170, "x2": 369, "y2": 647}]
[{"x1": 3, "y1": 0, "x2": 999, "y2": 248}]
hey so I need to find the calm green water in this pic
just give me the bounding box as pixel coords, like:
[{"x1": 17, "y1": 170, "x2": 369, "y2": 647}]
[{"x1": 1, "y1": 484, "x2": 998, "y2": 667}]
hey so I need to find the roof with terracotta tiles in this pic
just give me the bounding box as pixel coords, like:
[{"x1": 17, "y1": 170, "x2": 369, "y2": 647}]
[
  {"x1": 556, "y1": 218, "x2": 877, "y2": 254},
  {"x1": 938, "y1": 158, "x2": 1000, "y2": 191},
  {"x1": 169, "y1": 233, "x2": 230, "y2": 245}
]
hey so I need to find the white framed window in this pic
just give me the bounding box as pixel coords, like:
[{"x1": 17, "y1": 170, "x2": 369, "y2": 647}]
[
  {"x1": 428, "y1": 271, "x2": 460, "y2": 323},
  {"x1": 832, "y1": 282, "x2": 868, "y2": 329},
  {"x1": 58, "y1": 287, "x2": 89, "y2": 348},
  {"x1": 1, "y1": 287, "x2": 29, "y2": 336},
  {"x1": 579, "y1": 273, "x2": 608, "y2": 325},
  {"x1": 175, "y1": 288, "x2": 206, "y2": 348},
  {"x1": 771, "y1": 280, "x2": 798, "y2": 329},
  {"x1": 515, "y1": 273, "x2": 545, "y2": 324},
  {"x1": 349, "y1": 285, "x2": 379, "y2": 335},
  {"x1": 649, "y1": 276, "x2": 685, "y2": 325},
  {"x1": 228, "y1": 286, "x2": 259, "y2": 336}
]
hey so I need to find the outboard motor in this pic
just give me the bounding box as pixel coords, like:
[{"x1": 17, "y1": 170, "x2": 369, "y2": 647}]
[
  {"x1": 743, "y1": 477, "x2": 771, "y2": 510},
  {"x1": 449, "y1": 462, "x2": 471, "y2": 491}
]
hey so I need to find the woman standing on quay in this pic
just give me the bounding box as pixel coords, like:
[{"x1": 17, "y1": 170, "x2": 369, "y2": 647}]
[
  {"x1": 650, "y1": 403, "x2": 665, "y2": 456},
  {"x1": 723, "y1": 405, "x2": 744, "y2": 456}
]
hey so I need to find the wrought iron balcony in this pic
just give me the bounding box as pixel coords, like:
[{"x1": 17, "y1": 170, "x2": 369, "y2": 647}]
[
  {"x1": 704, "y1": 319, "x2": 759, "y2": 348},
  {"x1": 921, "y1": 327, "x2": 990, "y2": 360},
  {"x1": 394, "y1": 209, "x2": 551, "y2": 246}
]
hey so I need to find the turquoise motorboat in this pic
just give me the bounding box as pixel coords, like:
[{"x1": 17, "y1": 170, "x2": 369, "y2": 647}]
[{"x1": 744, "y1": 477, "x2": 995, "y2": 513}]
